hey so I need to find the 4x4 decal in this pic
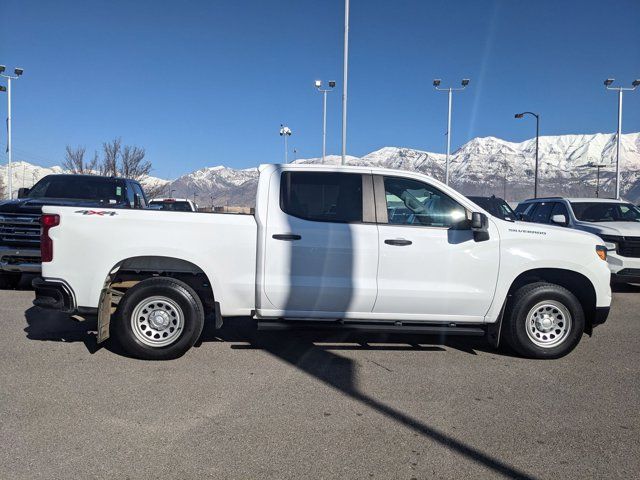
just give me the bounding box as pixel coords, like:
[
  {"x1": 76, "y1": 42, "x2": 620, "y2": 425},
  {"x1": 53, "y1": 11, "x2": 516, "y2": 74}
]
[{"x1": 74, "y1": 210, "x2": 118, "y2": 216}]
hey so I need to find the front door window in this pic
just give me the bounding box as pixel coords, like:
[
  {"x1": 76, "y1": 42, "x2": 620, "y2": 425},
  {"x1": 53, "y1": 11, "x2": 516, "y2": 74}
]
[{"x1": 383, "y1": 176, "x2": 466, "y2": 227}]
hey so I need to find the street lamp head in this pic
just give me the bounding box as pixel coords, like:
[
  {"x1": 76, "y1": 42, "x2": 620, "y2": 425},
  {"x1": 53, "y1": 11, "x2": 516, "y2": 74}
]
[
  {"x1": 461, "y1": 78, "x2": 470, "y2": 87},
  {"x1": 604, "y1": 78, "x2": 614, "y2": 86},
  {"x1": 433, "y1": 79, "x2": 441, "y2": 87},
  {"x1": 314, "y1": 80, "x2": 322, "y2": 88},
  {"x1": 0, "y1": 86, "x2": 5, "y2": 92},
  {"x1": 0, "y1": 65, "x2": 5, "y2": 74},
  {"x1": 328, "y1": 80, "x2": 336, "y2": 88},
  {"x1": 514, "y1": 113, "x2": 524, "y2": 119},
  {"x1": 14, "y1": 67, "x2": 23, "y2": 76},
  {"x1": 633, "y1": 79, "x2": 640, "y2": 87},
  {"x1": 280, "y1": 125, "x2": 292, "y2": 136}
]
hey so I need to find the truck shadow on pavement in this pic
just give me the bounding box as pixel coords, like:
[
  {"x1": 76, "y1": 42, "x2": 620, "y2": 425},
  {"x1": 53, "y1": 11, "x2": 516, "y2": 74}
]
[
  {"x1": 23, "y1": 308, "x2": 538, "y2": 479},
  {"x1": 23, "y1": 306, "x2": 102, "y2": 354},
  {"x1": 208, "y1": 318, "x2": 538, "y2": 480},
  {"x1": 23, "y1": 306, "x2": 512, "y2": 358}
]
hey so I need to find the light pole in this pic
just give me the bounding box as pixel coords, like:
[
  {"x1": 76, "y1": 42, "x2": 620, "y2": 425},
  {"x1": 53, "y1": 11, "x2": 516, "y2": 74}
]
[
  {"x1": 0, "y1": 66, "x2": 25, "y2": 199},
  {"x1": 591, "y1": 163, "x2": 607, "y2": 198},
  {"x1": 503, "y1": 158, "x2": 508, "y2": 200},
  {"x1": 604, "y1": 78, "x2": 640, "y2": 199},
  {"x1": 515, "y1": 111, "x2": 540, "y2": 198},
  {"x1": 315, "y1": 80, "x2": 336, "y2": 163},
  {"x1": 433, "y1": 78, "x2": 470, "y2": 185},
  {"x1": 341, "y1": 0, "x2": 349, "y2": 166},
  {"x1": 279, "y1": 124, "x2": 292, "y2": 163}
]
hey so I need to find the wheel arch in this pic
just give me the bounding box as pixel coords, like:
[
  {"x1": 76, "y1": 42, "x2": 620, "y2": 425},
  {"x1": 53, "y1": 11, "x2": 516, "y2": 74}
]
[
  {"x1": 105, "y1": 255, "x2": 217, "y2": 317},
  {"x1": 506, "y1": 268, "x2": 597, "y2": 335}
]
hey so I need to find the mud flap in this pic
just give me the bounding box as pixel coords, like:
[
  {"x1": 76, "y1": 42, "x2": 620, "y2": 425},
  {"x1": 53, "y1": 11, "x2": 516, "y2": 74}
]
[
  {"x1": 97, "y1": 288, "x2": 112, "y2": 344},
  {"x1": 214, "y1": 301, "x2": 223, "y2": 329},
  {"x1": 97, "y1": 287, "x2": 127, "y2": 343},
  {"x1": 486, "y1": 299, "x2": 508, "y2": 349}
]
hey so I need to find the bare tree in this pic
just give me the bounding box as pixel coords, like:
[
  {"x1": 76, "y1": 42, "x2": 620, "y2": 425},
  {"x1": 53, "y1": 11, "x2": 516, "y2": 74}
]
[
  {"x1": 89, "y1": 151, "x2": 99, "y2": 173},
  {"x1": 0, "y1": 173, "x2": 5, "y2": 199},
  {"x1": 120, "y1": 145, "x2": 151, "y2": 181},
  {"x1": 101, "y1": 138, "x2": 121, "y2": 177},
  {"x1": 62, "y1": 145, "x2": 99, "y2": 174},
  {"x1": 62, "y1": 137, "x2": 155, "y2": 182}
]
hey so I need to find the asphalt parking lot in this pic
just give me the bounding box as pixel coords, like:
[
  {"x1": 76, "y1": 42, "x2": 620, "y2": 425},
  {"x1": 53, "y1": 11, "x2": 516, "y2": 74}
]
[{"x1": 1, "y1": 285, "x2": 639, "y2": 480}]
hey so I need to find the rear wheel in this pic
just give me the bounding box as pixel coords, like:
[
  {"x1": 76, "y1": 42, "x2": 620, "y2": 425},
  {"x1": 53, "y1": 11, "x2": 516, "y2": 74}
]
[
  {"x1": 503, "y1": 282, "x2": 585, "y2": 359},
  {"x1": 112, "y1": 277, "x2": 204, "y2": 360}
]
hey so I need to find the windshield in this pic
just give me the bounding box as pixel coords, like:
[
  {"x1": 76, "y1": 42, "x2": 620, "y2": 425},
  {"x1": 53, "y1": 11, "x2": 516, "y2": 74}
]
[
  {"x1": 570, "y1": 202, "x2": 640, "y2": 222},
  {"x1": 149, "y1": 200, "x2": 193, "y2": 211},
  {"x1": 28, "y1": 176, "x2": 126, "y2": 203},
  {"x1": 468, "y1": 197, "x2": 516, "y2": 221}
]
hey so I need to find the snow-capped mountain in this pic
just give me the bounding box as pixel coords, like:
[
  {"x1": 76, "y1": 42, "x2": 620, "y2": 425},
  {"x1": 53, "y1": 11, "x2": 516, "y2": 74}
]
[
  {"x1": 171, "y1": 133, "x2": 640, "y2": 206},
  {"x1": 2, "y1": 133, "x2": 639, "y2": 205}
]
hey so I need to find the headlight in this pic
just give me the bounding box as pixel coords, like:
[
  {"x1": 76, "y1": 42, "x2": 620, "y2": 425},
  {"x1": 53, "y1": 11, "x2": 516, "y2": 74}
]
[
  {"x1": 599, "y1": 235, "x2": 621, "y2": 253},
  {"x1": 596, "y1": 245, "x2": 608, "y2": 261}
]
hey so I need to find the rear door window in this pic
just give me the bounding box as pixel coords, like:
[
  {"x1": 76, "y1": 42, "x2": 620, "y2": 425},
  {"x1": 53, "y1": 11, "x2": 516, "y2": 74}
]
[{"x1": 280, "y1": 172, "x2": 363, "y2": 223}]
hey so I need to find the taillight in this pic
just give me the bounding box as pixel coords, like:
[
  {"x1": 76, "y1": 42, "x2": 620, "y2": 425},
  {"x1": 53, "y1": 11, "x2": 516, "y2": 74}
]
[{"x1": 41, "y1": 214, "x2": 60, "y2": 263}]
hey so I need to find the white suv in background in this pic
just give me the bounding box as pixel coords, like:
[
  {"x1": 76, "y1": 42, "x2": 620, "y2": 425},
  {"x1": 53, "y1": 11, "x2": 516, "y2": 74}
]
[
  {"x1": 148, "y1": 198, "x2": 198, "y2": 212},
  {"x1": 515, "y1": 197, "x2": 640, "y2": 284}
]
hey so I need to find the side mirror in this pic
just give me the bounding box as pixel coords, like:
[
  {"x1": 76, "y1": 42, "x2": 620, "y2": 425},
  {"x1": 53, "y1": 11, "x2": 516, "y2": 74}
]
[
  {"x1": 471, "y1": 212, "x2": 490, "y2": 242},
  {"x1": 17, "y1": 188, "x2": 30, "y2": 199},
  {"x1": 551, "y1": 214, "x2": 567, "y2": 226}
]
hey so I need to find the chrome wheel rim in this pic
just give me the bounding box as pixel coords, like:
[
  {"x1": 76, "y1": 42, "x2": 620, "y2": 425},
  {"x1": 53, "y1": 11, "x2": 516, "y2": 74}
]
[
  {"x1": 525, "y1": 300, "x2": 572, "y2": 348},
  {"x1": 131, "y1": 296, "x2": 184, "y2": 347}
]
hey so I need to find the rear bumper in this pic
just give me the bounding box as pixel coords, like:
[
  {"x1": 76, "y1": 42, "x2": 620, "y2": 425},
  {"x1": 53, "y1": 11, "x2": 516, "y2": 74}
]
[
  {"x1": 0, "y1": 246, "x2": 41, "y2": 273},
  {"x1": 32, "y1": 277, "x2": 76, "y2": 313}
]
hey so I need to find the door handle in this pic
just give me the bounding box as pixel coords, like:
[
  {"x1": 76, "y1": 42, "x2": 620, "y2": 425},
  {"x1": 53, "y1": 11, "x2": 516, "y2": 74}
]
[
  {"x1": 272, "y1": 233, "x2": 302, "y2": 241},
  {"x1": 385, "y1": 238, "x2": 412, "y2": 246}
]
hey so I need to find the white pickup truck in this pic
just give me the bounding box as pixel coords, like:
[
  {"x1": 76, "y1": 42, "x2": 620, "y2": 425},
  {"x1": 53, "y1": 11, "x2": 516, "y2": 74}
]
[{"x1": 33, "y1": 164, "x2": 612, "y2": 360}]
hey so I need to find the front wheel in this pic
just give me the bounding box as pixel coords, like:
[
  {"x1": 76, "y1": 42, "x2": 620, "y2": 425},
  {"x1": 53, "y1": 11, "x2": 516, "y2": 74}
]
[
  {"x1": 503, "y1": 282, "x2": 585, "y2": 359},
  {"x1": 112, "y1": 277, "x2": 205, "y2": 360}
]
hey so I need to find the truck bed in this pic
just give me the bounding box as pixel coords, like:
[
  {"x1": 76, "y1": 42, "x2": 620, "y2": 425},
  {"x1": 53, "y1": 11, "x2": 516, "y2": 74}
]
[{"x1": 42, "y1": 206, "x2": 258, "y2": 315}]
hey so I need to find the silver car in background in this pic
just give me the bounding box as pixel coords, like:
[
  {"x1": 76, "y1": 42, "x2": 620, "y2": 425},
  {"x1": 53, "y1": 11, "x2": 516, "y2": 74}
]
[{"x1": 515, "y1": 197, "x2": 640, "y2": 284}]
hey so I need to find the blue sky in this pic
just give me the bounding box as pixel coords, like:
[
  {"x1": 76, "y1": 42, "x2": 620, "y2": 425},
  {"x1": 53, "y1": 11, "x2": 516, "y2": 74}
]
[{"x1": 1, "y1": 0, "x2": 639, "y2": 179}]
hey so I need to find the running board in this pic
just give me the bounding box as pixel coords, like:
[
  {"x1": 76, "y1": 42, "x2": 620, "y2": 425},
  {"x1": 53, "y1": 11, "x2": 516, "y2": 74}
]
[{"x1": 257, "y1": 320, "x2": 486, "y2": 336}]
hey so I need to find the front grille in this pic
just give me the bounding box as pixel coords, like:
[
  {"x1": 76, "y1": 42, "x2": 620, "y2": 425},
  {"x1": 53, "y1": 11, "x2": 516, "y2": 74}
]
[
  {"x1": 0, "y1": 214, "x2": 41, "y2": 249},
  {"x1": 2, "y1": 256, "x2": 40, "y2": 265},
  {"x1": 618, "y1": 237, "x2": 640, "y2": 258}
]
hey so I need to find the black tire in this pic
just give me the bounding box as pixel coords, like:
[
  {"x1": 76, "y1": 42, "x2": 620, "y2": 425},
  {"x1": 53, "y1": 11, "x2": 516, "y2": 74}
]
[
  {"x1": 112, "y1": 277, "x2": 205, "y2": 360},
  {"x1": 0, "y1": 273, "x2": 21, "y2": 290},
  {"x1": 503, "y1": 282, "x2": 585, "y2": 359}
]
